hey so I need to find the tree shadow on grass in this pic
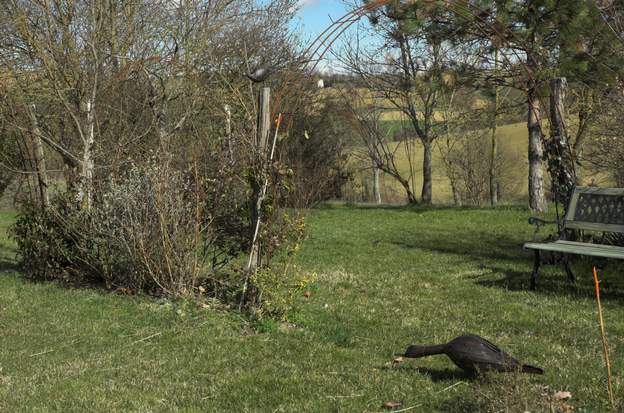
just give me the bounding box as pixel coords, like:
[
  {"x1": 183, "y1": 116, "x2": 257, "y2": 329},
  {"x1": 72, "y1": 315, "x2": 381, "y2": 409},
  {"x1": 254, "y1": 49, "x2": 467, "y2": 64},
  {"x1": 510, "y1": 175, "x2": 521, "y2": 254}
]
[{"x1": 0, "y1": 257, "x2": 19, "y2": 273}]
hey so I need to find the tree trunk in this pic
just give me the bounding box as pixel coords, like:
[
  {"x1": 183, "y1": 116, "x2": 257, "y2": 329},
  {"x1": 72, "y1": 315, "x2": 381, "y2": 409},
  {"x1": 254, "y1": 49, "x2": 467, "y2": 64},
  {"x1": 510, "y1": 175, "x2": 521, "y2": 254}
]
[
  {"x1": 571, "y1": 88, "x2": 596, "y2": 170},
  {"x1": 403, "y1": 182, "x2": 418, "y2": 204},
  {"x1": 28, "y1": 105, "x2": 49, "y2": 208},
  {"x1": 392, "y1": 172, "x2": 417, "y2": 204},
  {"x1": 78, "y1": 97, "x2": 96, "y2": 210},
  {"x1": 489, "y1": 125, "x2": 498, "y2": 206},
  {"x1": 548, "y1": 77, "x2": 575, "y2": 212},
  {"x1": 224, "y1": 104, "x2": 233, "y2": 164},
  {"x1": 489, "y1": 48, "x2": 499, "y2": 206},
  {"x1": 373, "y1": 164, "x2": 381, "y2": 204},
  {"x1": 527, "y1": 87, "x2": 547, "y2": 212},
  {"x1": 421, "y1": 140, "x2": 433, "y2": 204},
  {"x1": 451, "y1": 180, "x2": 462, "y2": 206}
]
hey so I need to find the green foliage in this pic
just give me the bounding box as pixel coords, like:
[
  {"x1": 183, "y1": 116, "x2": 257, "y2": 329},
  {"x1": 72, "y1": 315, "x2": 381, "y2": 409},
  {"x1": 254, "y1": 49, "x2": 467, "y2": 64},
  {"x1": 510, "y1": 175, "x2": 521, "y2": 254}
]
[
  {"x1": 11, "y1": 196, "x2": 89, "y2": 282},
  {"x1": 249, "y1": 212, "x2": 317, "y2": 319},
  {"x1": 251, "y1": 265, "x2": 317, "y2": 320}
]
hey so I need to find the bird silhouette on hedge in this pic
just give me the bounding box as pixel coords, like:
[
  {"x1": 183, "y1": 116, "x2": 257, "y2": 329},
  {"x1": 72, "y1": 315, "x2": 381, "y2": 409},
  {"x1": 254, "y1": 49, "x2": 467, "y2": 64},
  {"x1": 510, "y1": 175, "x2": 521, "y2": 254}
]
[
  {"x1": 397, "y1": 334, "x2": 544, "y2": 375},
  {"x1": 246, "y1": 67, "x2": 272, "y2": 83}
]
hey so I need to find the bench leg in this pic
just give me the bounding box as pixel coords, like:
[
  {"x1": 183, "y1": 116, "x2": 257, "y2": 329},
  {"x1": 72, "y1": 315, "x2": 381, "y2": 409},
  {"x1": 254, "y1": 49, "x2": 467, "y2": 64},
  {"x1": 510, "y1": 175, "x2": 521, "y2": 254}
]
[
  {"x1": 530, "y1": 250, "x2": 541, "y2": 290},
  {"x1": 564, "y1": 255, "x2": 575, "y2": 283}
]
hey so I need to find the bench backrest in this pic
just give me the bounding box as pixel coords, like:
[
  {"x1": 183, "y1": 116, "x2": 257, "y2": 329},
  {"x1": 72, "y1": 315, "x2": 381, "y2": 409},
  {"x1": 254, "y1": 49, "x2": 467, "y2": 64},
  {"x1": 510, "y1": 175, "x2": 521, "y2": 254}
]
[{"x1": 565, "y1": 187, "x2": 624, "y2": 233}]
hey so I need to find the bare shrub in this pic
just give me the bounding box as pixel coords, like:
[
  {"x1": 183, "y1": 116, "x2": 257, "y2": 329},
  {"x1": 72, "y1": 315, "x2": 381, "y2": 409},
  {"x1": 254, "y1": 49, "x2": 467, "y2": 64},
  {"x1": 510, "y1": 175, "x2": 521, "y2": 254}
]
[
  {"x1": 90, "y1": 159, "x2": 205, "y2": 296},
  {"x1": 12, "y1": 159, "x2": 208, "y2": 297},
  {"x1": 282, "y1": 97, "x2": 353, "y2": 208},
  {"x1": 439, "y1": 130, "x2": 519, "y2": 206}
]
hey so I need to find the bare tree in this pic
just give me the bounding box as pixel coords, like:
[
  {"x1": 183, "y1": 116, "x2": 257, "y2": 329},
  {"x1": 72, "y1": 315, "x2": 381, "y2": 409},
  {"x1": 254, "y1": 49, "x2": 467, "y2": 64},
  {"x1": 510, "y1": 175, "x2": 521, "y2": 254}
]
[
  {"x1": 338, "y1": 3, "x2": 461, "y2": 204},
  {"x1": 345, "y1": 95, "x2": 418, "y2": 204}
]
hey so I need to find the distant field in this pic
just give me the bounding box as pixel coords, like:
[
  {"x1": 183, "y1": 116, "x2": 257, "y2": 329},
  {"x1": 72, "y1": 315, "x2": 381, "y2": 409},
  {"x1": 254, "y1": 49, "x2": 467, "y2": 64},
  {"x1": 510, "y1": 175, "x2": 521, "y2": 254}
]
[
  {"x1": 322, "y1": 87, "x2": 606, "y2": 205},
  {"x1": 344, "y1": 121, "x2": 605, "y2": 205},
  {"x1": 344, "y1": 122, "x2": 528, "y2": 204}
]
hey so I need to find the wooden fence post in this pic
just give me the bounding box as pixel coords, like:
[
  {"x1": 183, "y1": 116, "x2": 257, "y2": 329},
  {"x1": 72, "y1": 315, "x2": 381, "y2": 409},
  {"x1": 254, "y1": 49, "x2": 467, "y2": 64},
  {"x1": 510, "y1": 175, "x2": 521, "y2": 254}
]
[
  {"x1": 240, "y1": 87, "x2": 271, "y2": 309},
  {"x1": 248, "y1": 87, "x2": 270, "y2": 271}
]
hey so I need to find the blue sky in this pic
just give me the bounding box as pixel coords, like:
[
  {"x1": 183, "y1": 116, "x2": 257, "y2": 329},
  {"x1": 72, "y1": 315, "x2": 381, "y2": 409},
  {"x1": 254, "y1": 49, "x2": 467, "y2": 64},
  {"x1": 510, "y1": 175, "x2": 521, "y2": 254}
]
[
  {"x1": 291, "y1": 0, "x2": 380, "y2": 72},
  {"x1": 291, "y1": 0, "x2": 350, "y2": 42}
]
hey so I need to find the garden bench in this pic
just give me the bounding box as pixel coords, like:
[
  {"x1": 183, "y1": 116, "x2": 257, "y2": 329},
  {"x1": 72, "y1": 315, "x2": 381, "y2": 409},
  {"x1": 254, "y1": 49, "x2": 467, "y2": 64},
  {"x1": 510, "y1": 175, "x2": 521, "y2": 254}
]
[{"x1": 523, "y1": 186, "x2": 624, "y2": 290}]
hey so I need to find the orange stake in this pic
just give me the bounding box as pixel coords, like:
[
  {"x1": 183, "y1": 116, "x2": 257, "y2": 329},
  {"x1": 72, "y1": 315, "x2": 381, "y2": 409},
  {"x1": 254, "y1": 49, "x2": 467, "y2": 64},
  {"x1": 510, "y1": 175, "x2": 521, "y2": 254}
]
[{"x1": 592, "y1": 266, "x2": 616, "y2": 410}]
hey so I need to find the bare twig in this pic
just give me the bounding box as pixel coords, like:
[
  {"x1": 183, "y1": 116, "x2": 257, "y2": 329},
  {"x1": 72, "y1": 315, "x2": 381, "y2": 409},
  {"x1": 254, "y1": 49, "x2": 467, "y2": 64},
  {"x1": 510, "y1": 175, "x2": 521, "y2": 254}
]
[
  {"x1": 371, "y1": 403, "x2": 423, "y2": 413},
  {"x1": 29, "y1": 349, "x2": 54, "y2": 357},
  {"x1": 324, "y1": 394, "x2": 364, "y2": 399},
  {"x1": 131, "y1": 332, "x2": 162, "y2": 345}
]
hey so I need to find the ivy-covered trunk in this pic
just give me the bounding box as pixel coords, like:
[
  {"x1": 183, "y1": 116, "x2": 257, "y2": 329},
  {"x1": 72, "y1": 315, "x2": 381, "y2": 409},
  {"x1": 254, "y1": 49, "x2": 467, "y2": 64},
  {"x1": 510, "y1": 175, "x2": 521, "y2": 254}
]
[{"x1": 527, "y1": 86, "x2": 547, "y2": 212}]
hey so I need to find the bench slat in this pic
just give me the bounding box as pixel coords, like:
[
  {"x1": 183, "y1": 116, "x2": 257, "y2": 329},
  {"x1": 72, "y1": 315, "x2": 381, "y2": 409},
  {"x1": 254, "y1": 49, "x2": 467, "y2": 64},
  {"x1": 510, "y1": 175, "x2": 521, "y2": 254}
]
[
  {"x1": 565, "y1": 221, "x2": 624, "y2": 233},
  {"x1": 555, "y1": 240, "x2": 624, "y2": 251},
  {"x1": 524, "y1": 240, "x2": 624, "y2": 259}
]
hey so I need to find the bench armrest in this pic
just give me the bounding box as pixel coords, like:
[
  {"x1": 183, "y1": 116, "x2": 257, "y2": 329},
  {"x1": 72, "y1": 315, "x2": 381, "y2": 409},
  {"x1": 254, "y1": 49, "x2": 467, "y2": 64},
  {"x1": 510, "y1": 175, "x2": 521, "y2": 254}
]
[
  {"x1": 528, "y1": 217, "x2": 562, "y2": 240},
  {"x1": 528, "y1": 217, "x2": 559, "y2": 226}
]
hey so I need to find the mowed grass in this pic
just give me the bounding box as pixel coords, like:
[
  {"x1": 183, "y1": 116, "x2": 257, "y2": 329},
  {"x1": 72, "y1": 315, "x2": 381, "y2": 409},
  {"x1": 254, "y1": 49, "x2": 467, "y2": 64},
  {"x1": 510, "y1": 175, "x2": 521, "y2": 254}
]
[{"x1": 1, "y1": 206, "x2": 623, "y2": 412}]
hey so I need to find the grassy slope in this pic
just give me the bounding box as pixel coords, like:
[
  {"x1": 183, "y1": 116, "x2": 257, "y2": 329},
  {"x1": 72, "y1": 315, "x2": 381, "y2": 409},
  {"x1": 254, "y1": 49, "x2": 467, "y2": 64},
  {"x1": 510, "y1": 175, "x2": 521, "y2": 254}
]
[
  {"x1": 349, "y1": 120, "x2": 610, "y2": 204},
  {"x1": 347, "y1": 122, "x2": 530, "y2": 204},
  {"x1": 1, "y1": 207, "x2": 623, "y2": 412}
]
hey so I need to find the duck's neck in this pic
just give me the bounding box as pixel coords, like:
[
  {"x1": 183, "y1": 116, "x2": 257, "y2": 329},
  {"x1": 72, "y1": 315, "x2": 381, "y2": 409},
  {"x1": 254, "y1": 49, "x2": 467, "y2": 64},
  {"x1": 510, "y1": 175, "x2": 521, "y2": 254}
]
[{"x1": 405, "y1": 343, "x2": 448, "y2": 358}]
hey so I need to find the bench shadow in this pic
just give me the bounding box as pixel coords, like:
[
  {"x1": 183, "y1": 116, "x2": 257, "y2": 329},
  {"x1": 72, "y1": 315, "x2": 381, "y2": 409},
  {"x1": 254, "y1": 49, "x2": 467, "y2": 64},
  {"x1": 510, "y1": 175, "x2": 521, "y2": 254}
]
[
  {"x1": 476, "y1": 265, "x2": 624, "y2": 301},
  {"x1": 389, "y1": 229, "x2": 624, "y2": 301},
  {"x1": 389, "y1": 235, "x2": 530, "y2": 264}
]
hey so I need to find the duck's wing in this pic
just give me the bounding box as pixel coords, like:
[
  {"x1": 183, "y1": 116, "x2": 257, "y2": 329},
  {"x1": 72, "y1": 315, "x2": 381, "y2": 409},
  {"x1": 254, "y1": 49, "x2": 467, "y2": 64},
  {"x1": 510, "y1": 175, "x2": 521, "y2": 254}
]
[{"x1": 447, "y1": 335, "x2": 521, "y2": 372}]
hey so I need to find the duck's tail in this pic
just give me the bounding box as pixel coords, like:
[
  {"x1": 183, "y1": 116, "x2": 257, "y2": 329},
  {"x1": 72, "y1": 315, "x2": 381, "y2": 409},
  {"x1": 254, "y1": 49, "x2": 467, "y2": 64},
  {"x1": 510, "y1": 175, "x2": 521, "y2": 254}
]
[{"x1": 521, "y1": 364, "x2": 544, "y2": 375}]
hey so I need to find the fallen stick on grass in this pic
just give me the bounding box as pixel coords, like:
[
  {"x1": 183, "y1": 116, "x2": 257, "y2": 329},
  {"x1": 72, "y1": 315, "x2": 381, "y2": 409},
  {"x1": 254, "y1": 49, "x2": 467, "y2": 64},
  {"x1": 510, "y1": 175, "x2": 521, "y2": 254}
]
[{"x1": 131, "y1": 332, "x2": 162, "y2": 345}]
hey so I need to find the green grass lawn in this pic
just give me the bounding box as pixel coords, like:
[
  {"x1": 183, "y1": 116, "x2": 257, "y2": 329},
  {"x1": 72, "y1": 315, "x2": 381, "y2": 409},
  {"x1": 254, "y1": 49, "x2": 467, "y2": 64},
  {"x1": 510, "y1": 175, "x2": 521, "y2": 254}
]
[{"x1": 1, "y1": 206, "x2": 623, "y2": 412}]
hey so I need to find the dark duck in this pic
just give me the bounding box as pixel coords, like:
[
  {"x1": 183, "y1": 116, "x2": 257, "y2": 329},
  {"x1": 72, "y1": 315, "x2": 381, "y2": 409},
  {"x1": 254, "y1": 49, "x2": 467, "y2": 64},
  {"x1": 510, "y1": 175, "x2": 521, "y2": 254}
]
[{"x1": 398, "y1": 334, "x2": 544, "y2": 375}]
